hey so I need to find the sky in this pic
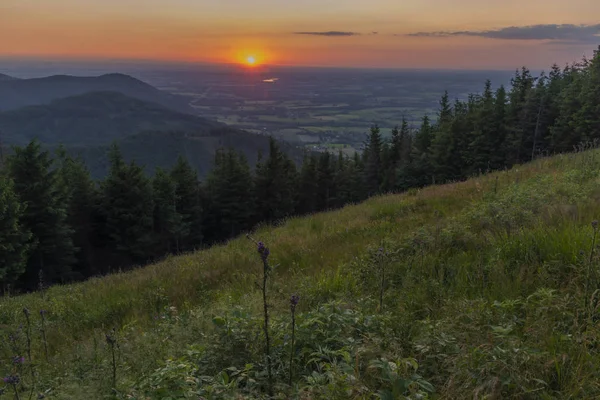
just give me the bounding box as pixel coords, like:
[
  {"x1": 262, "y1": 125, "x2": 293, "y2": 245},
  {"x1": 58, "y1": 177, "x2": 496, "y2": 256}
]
[{"x1": 1, "y1": 0, "x2": 599, "y2": 69}]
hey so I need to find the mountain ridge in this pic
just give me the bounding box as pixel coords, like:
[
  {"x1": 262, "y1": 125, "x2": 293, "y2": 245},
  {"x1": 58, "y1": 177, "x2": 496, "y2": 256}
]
[{"x1": 0, "y1": 72, "x2": 193, "y2": 113}]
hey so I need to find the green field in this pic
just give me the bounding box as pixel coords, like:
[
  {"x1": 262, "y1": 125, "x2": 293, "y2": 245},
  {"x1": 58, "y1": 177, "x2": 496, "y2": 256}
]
[{"x1": 3, "y1": 150, "x2": 600, "y2": 398}]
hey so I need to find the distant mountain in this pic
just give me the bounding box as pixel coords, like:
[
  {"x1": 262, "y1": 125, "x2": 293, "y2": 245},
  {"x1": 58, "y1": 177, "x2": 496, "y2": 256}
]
[
  {"x1": 0, "y1": 73, "x2": 192, "y2": 113},
  {"x1": 0, "y1": 91, "x2": 300, "y2": 178},
  {"x1": 0, "y1": 73, "x2": 19, "y2": 81},
  {"x1": 0, "y1": 91, "x2": 220, "y2": 146}
]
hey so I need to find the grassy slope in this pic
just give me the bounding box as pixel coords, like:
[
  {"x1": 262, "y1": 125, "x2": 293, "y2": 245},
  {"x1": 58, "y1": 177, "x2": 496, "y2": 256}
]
[{"x1": 2, "y1": 149, "x2": 600, "y2": 398}]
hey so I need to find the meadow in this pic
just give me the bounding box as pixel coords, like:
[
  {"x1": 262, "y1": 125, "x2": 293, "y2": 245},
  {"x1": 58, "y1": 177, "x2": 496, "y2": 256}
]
[{"x1": 2, "y1": 147, "x2": 600, "y2": 399}]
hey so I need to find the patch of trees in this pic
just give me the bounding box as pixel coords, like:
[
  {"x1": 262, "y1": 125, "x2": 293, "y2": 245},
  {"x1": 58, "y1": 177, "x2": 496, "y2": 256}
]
[{"x1": 1, "y1": 47, "x2": 599, "y2": 292}]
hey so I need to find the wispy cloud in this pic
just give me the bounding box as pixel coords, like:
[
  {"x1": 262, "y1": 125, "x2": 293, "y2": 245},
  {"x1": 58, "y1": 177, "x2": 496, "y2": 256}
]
[
  {"x1": 406, "y1": 24, "x2": 600, "y2": 43},
  {"x1": 293, "y1": 31, "x2": 359, "y2": 37}
]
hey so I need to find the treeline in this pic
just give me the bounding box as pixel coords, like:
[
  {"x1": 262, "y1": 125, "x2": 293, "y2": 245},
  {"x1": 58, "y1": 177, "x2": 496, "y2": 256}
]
[{"x1": 1, "y1": 47, "x2": 599, "y2": 292}]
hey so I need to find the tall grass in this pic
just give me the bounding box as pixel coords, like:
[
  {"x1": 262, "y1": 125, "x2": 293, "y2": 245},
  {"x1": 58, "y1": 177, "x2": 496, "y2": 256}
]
[{"x1": 1, "y1": 149, "x2": 600, "y2": 398}]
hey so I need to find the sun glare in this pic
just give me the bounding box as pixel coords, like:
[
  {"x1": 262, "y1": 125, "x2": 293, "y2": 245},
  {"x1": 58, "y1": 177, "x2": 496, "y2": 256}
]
[{"x1": 246, "y1": 56, "x2": 257, "y2": 66}]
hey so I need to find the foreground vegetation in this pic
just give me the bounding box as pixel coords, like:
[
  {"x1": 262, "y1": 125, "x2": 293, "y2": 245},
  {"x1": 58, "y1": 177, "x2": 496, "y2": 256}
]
[{"x1": 1, "y1": 146, "x2": 600, "y2": 398}]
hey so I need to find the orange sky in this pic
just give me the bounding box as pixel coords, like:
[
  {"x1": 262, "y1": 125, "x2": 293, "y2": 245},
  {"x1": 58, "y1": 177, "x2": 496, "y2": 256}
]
[{"x1": 1, "y1": 0, "x2": 599, "y2": 69}]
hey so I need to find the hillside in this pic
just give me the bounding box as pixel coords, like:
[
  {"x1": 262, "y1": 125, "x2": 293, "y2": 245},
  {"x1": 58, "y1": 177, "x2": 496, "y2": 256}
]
[
  {"x1": 0, "y1": 73, "x2": 18, "y2": 81},
  {"x1": 0, "y1": 91, "x2": 220, "y2": 146},
  {"x1": 0, "y1": 72, "x2": 192, "y2": 113},
  {"x1": 0, "y1": 91, "x2": 297, "y2": 178},
  {"x1": 1, "y1": 148, "x2": 600, "y2": 398}
]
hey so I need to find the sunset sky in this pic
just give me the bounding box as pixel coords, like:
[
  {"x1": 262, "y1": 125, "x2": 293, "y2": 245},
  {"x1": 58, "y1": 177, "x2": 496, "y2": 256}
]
[{"x1": 1, "y1": 0, "x2": 599, "y2": 69}]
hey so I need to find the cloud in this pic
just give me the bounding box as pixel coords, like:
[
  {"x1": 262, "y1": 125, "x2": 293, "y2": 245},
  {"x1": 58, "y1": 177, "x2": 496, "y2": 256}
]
[
  {"x1": 406, "y1": 24, "x2": 600, "y2": 43},
  {"x1": 293, "y1": 31, "x2": 359, "y2": 37}
]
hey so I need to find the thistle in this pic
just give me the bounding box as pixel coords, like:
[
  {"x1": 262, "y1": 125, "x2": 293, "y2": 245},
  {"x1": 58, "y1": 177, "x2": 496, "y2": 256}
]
[
  {"x1": 3, "y1": 374, "x2": 21, "y2": 400},
  {"x1": 289, "y1": 294, "x2": 300, "y2": 386},
  {"x1": 247, "y1": 235, "x2": 274, "y2": 397}
]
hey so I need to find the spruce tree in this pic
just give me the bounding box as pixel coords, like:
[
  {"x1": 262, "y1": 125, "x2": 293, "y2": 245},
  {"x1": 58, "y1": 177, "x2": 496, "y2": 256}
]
[
  {"x1": 7, "y1": 140, "x2": 75, "y2": 288},
  {"x1": 100, "y1": 144, "x2": 154, "y2": 267},
  {"x1": 431, "y1": 91, "x2": 458, "y2": 182},
  {"x1": 296, "y1": 153, "x2": 318, "y2": 215},
  {"x1": 0, "y1": 176, "x2": 31, "y2": 288},
  {"x1": 315, "y1": 151, "x2": 336, "y2": 211},
  {"x1": 576, "y1": 46, "x2": 600, "y2": 143},
  {"x1": 204, "y1": 148, "x2": 255, "y2": 243},
  {"x1": 410, "y1": 116, "x2": 434, "y2": 187},
  {"x1": 254, "y1": 137, "x2": 297, "y2": 223},
  {"x1": 170, "y1": 156, "x2": 203, "y2": 252},
  {"x1": 153, "y1": 168, "x2": 183, "y2": 256},
  {"x1": 469, "y1": 80, "x2": 496, "y2": 174},
  {"x1": 364, "y1": 125, "x2": 383, "y2": 195},
  {"x1": 56, "y1": 149, "x2": 98, "y2": 279}
]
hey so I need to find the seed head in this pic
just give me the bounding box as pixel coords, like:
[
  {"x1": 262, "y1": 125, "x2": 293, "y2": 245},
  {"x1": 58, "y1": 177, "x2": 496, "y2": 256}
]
[
  {"x1": 23, "y1": 308, "x2": 30, "y2": 318},
  {"x1": 290, "y1": 294, "x2": 300, "y2": 312}
]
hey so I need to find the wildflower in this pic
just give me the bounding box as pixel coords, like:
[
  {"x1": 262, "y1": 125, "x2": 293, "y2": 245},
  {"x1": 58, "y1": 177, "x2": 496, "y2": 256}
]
[
  {"x1": 257, "y1": 241, "x2": 270, "y2": 261},
  {"x1": 290, "y1": 294, "x2": 300, "y2": 312},
  {"x1": 40, "y1": 310, "x2": 47, "y2": 316},
  {"x1": 593, "y1": 220, "x2": 599, "y2": 230},
  {"x1": 12, "y1": 356, "x2": 25, "y2": 365},
  {"x1": 23, "y1": 308, "x2": 30, "y2": 317},
  {"x1": 3, "y1": 374, "x2": 20, "y2": 385}
]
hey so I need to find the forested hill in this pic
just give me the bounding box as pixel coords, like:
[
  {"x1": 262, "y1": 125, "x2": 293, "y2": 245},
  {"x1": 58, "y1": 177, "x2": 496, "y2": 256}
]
[
  {"x1": 0, "y1": 72, "x2": 18, "y2": 81},
  {"x1": 0, "y1": 91, "x2": 297, "y2": 178},
  {"x1": 0, "y1": 72, "x2": 192, "y2": 113},
  {"x1": 0, "y1": 91, "x2": 221, "y2": 146}
]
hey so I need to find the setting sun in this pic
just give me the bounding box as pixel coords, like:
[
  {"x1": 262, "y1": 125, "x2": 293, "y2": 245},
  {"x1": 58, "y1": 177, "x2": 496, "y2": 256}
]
[{"x1": 246, "y1": 56, "x2": 256, "y2": 66}]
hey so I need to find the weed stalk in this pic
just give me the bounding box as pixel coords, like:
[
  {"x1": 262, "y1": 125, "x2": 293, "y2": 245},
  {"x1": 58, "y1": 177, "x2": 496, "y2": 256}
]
[
  {"x1": 248, "y1": 235, "x2": 274, "y2": 397},
  {"x1": 39, "y1": 310, "x2": 49, "y2": 363},
  {"x1": 23, "y1": 308, "x2": 35, "y2": 400},
  {"x1": 105, "y1": 329, "x2": 117, "y2": 390},
  {"x1": 289, "y1": 294, "x2": 299, "y2": 386}
]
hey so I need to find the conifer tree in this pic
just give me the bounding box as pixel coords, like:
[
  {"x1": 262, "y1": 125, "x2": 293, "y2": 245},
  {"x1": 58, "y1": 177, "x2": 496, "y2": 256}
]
[
  {"x1": 56, "y1": 149, "x2": 98, "y2": 279},
  {"x1": 504, "y1": 67, "x2": 536, "y2": 165},
  {"x1": 204, "y1": 148, "x2": 255, "y2": 243},
  {"x1": 550, "y1": 64, "x2": 585, "y2": 152},
  {"x1": 364, "y1": 125, "x2": 383, "y2": 195},
  {"x1": 296, "y1": 153, "x2": 318, "y2": 215},
  {"x1": 410, "y1": 116, "x2": 434, "y2": 187},
  {"x1": 170, "y1": 156, "x2": 203, "y2": 252},
  {"x1": 431, "y1": 91, "x2": 458, "y2": 182},
  {"x1": 576, "y1": 46, "x2": 600, "y2": 143},
  {"x1": 153, "y1": 168, "x2": 183, "y2": 256},
  {"x1": 7, "y1": 140, "x2": 75, "y2": 288},
  {"x1": 469, "y1": 80, "x2": 496, "y2": 174},
  {"x1": 0, "y1": 176, "x2": 31, "y2": 288},
  {"x1": 315, "y1": 151, "x2": 336, "y2": 211},
  {"x1": 100, "y1": 144, "x2": 154, "y2": 267},
  {"x1": 254, "y1": 137, "x2": 297, "y2": 223},
  {"x1": 350, "y1": 152, "x2": 367, "y2": 202}
]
